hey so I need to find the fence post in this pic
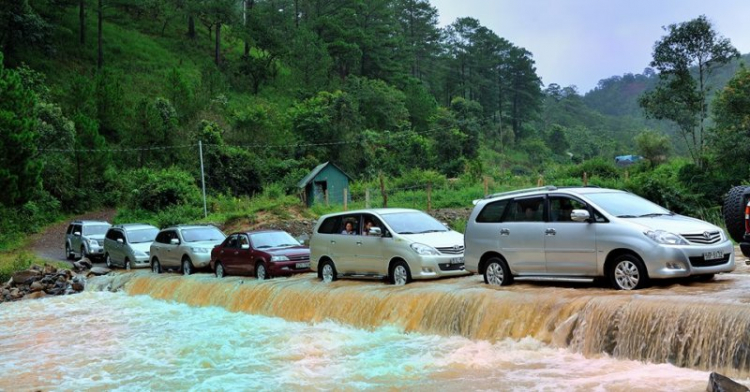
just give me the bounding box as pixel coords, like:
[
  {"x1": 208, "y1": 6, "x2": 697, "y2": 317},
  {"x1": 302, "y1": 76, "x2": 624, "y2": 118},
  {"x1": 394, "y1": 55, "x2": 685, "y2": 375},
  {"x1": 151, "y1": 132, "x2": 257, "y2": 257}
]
[
  {"x1": 483, "y1": 176, "x2": 489, "y2": 197},
  {"x1": 427, "y1": 182, "x2": 432, "y2": 212},
  {"x1": 325, "y1": 189, "x2": 329, "y2": 206},
  {"x1": 365, "y1": 188, "x2": 371, "y2": 208},
  {"x1": 379, "y1": 172, "x2": 388, "y2": 208},
  {"x1": 343, "y1": 188, "x2": 348, "y2": 211},
  {"x1": 199, "y1": 140, "x2": 207, "y2": 218},
  {"x1": 583, "y1": 171, "x2": 588, "y2": 186},
  {"x1": 537, "y1": 175, "x2": 544, "y2": 187}
]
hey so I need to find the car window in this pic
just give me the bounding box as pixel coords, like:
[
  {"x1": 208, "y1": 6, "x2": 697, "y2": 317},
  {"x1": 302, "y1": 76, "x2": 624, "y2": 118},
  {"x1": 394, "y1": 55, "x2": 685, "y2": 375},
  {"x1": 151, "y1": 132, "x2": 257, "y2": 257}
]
[
  {"x1": 127, "y1": 228, "x2": 158, "y2": 243},
  {"x1": 83, "y1": 224, "x2": 110, "y2": 236},
  {"x1": 105, "y1": 229, "x2": 117, "y2": 240},
  {"x1": 380, "y1": 212, "x2": 448, "y2": 234},
  {"x1": 73, "y1": 225, "x2": 82, "y2": 234},
  {"x1": 361, "y1": 214, "x2": 385, "y2": 235},
  {"x1": 584, "y1": 192, "x2": 671, "y2": 218},
  {"x1": 338, "y1": 215, "x2": 360, "y2": 235},
  {"x1": 318, "y1": 217, "x2": 340, "y2": 234},
  {"x1": 67, "y1": 225, "x2": 74, "y2": 235},
  {"x1": 226, "y1": 234, "x2": 239, "y2": 248},
  {"x1": 239, "y1": 234, "x2": 250, "y2": 248},
  {"x1": 476, "y1": 200, "x2": 509, "y2": 223},
  {"x1": 550, "y1": 197, "x2": 587, "y2": 223},
  {"x1": 250, "y1": 232, "x2": 300, "y2": 248},
  {"x1": 155, "y1": 231, "x2": 167, "y2": 244},
  {"x1": 166, "y1": 230, "x2": 180, "y2": 243},
  {"x1": 181, "y1": 227, "x2": 225, "y2": 242},
  {"x1": 505, "y1": 197, "x2": 545, "y2": 222}
]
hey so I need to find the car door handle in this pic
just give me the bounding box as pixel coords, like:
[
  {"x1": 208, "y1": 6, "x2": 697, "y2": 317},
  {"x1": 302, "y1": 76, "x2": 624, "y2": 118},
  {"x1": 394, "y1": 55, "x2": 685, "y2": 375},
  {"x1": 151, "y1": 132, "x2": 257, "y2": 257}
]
[
  {"x1": 356, "y1": 241, "x2": 362, "y2": 245},
  {"x1": 500, "y1": 228, "x2": 510, "y2": 236},
  {"x1": 330, "y1": 240, "x2": 336, "y2": 244},
  {"x1": 545, "y1": 228, "x2": 556, "y2": 236},
  {"x1": 233, "y1": 251, "x2": 239, "y2": 255}
]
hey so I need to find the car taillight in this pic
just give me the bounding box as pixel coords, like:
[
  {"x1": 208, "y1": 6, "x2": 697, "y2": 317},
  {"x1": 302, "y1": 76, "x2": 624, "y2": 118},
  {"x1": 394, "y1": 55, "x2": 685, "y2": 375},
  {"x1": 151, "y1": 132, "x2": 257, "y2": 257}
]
[{"x1": 745, "y1": 202, "x2": 750, "y2": 234}]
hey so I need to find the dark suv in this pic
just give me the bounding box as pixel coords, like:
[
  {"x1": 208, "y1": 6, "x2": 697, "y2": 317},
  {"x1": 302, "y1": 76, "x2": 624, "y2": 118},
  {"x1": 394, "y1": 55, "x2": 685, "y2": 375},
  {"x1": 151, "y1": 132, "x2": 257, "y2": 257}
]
[{"x1": 210, "y1": 230, "x2": 311, "y2": 279}]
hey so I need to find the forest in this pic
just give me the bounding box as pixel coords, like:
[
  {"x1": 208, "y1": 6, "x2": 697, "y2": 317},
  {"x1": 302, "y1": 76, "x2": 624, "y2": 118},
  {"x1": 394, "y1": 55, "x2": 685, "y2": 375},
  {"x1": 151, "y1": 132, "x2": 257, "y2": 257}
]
[{"x1": 2, "y1": 0, "x2": 750, "y2": 250}]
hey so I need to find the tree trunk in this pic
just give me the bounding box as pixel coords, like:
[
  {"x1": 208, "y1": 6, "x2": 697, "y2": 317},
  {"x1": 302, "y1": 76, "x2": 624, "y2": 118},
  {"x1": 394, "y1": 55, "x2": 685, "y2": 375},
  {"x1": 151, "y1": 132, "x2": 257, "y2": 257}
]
[
  {"x1": 97, "y1": 0, "x2": 103, "y2": 70},
  {"x1": 187, "y1": 15, "x2": 196, "y2": 39},
  {"x1": 215, "y1": 23, "x2": 221, "y2": 66},
  {"x1": 79, "y1": 0, "x2": 85, "y2": 45},
  {"x1": 243, "y1": 1, "x2": 249, "y2": 56}
]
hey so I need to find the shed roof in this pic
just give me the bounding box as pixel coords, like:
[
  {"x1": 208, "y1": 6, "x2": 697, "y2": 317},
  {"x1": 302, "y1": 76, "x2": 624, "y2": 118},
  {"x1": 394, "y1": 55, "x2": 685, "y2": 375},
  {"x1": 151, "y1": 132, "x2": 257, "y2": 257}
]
[{"x1": 296, "y1": 161, "x2": 353, "y2": 188}]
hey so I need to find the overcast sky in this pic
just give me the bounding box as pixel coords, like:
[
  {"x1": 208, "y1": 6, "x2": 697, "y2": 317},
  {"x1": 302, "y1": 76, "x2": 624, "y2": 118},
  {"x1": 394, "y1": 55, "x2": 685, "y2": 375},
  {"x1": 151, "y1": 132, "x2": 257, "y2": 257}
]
[{"x1": 429, "y1": 0, "x2": 750, "y2": 93}]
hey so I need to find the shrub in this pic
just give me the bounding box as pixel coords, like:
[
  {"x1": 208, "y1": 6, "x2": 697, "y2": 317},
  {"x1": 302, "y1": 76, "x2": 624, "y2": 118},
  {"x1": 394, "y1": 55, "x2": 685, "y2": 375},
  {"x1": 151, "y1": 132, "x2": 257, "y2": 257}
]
[{"x1": 120, "y1": 167, "x2": 201, "y2": 212}]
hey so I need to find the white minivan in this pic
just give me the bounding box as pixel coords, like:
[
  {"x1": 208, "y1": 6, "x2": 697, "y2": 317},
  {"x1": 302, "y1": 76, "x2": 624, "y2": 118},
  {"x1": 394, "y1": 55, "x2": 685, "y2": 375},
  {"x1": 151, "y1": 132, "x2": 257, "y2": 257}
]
[{"x1": 310, "y1": 208, "x2": 468, "y2": 285}]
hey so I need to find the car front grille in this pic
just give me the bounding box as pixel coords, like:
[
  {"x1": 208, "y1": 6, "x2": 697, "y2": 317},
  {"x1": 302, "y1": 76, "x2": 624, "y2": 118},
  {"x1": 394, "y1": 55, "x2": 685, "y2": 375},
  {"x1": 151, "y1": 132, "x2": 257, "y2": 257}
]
[
  {"x1": 689, "y1": 254, "x2": 731, "y2": 267},
  {"x1": 681, "y1": 231, "x2": 722, "y2": 245},
  {"x1": 288, "y1": 255, "x2": 309, "y2": 262},
  {"x1": 436, "y1": 246, "x2": 465, "y2": 255},
  {"x1": 438, "y1": 263, "x2": 465, "y2": 271}
]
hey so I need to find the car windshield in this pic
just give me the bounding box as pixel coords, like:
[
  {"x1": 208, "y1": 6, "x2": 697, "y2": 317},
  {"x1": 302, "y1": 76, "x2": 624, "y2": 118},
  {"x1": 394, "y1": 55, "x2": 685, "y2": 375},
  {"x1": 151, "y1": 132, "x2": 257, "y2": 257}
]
[
  {"x1": 127, "y1": 228, "x2": 159, "y2": 244},
  {"x1": 381, "y1": 212, "x2": 448, "y2": 234},
  {"x1": 250, "y1": 232, "x2": 300, "y2": 249},
  {"x1": 585, "y1": 192, "x2": 672, "y2": 218},
  {"x1": 181, "y1": 227, "x2": 225, "y2": 243},
  {"x1": 83, "y1": 225, "x2": 110, "y2": 236}
]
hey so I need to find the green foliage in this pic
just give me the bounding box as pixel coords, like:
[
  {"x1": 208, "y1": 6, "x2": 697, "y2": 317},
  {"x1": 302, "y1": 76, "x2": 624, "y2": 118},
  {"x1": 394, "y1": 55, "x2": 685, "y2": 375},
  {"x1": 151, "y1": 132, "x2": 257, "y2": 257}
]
[
  {"x1": 566, "y1": 157, "x2": 621, "y2": 180},
  {"x1": 625, "y1": 160, "x2": 703, "y2": 213},
  {"x1": 709, "y1": 66, "x2": 750, "y2": 179},
  {"x1": 634, "y1": 129, "x2": 671, "y2": 166},
  {"x1": 118, "y1": 167, "x2": 201, "y2": 212}
]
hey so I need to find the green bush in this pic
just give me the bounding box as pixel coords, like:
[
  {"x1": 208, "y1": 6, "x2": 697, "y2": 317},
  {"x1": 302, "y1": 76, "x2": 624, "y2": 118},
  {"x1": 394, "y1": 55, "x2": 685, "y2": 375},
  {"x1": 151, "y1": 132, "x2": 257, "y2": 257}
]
[
  {"x1": 566, "y1": 157, "x2": 620, "y2": 180},
  {"x1": 119, "y1": 167, "x2": 201, "y2": 212}
]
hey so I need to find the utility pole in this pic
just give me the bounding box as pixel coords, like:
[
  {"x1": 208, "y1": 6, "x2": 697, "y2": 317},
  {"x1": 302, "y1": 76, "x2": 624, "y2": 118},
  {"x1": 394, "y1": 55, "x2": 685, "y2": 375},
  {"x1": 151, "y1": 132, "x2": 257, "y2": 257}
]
[{"x1": 199, "y1": 141, "x2": 207, "y2": 218}]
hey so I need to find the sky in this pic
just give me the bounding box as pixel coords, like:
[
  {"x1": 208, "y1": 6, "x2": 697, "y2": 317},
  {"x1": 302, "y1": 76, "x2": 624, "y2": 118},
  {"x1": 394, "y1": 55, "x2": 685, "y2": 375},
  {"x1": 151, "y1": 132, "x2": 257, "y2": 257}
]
[{"x1": 429, "y1": 0, "x2": 750, "y2": 93}]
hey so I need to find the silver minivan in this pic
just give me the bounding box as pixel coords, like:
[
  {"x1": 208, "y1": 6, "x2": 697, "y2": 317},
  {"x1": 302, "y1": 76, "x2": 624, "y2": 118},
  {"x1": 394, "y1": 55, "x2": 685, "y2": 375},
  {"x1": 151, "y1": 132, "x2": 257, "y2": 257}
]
[
  {"x1": 464, "y1": 186, "x2": 735, "y2": 290},
  {"x1": 310, "y1": 208, "x2": 468, "y2": 285},
  {"x1": 104, "y1": 224, "x2": 159, "y2": 270}
]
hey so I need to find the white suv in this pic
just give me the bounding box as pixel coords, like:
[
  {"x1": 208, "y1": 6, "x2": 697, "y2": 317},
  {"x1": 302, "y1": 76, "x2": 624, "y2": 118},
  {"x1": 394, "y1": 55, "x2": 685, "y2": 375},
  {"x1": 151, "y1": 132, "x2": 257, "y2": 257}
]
[
  {"x1": 464, "y1": 186, "x2": 735, "y2": 290},
  {"x1": 150, "y1": 225, "x2": 226, "y2": 275},
  {"x1": 310, "y1": 208, "x2": 468, "y2": 285}
]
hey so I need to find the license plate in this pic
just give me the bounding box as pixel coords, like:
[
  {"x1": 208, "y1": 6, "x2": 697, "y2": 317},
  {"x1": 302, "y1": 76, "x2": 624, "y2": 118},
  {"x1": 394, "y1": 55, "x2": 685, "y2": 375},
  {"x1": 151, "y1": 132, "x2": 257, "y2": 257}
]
[
  {"x1": 296, "y1": 262, "x2": 310, "y2": 269},
  {"x1": 703, "y1": 251, "x2": 723, "y2": 261},
  {"x1": 449, "y1": 257, "x2": 464, "y2": 265}
]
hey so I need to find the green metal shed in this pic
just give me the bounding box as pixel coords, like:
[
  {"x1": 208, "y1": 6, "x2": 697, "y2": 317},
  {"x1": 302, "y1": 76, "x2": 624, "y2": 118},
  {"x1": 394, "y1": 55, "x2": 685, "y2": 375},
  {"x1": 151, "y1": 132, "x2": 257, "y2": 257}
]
[{"x1": 297, "y1": 162, "x2": 353, "y2": 207}]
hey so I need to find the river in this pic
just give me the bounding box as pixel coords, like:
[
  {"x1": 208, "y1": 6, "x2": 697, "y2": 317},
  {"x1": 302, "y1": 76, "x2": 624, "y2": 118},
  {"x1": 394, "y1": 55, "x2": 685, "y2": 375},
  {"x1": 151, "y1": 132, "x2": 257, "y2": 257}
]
[{"x1": 2, "y1": 269, "x2": 750, "y2": 391}]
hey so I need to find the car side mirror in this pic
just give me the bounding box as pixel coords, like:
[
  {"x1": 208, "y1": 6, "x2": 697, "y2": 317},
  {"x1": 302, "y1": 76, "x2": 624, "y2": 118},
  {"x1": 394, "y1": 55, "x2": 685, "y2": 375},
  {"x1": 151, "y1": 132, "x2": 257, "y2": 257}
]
[
  {"x1": 369, "y1": 227, "x2": 382, "y2": 237},
  {"x1": 241, "y1": 244, "x2": 250, "y2": 250},
  {"x1": 170, "y1": 238, "x2": 180, "y2": 245},
  {"x1": 116, "y1": 238, "x2": 124, "y2": 244},
  {"x1": 74, "y1": 231, "x2": 81, "y2": 236},
  {"x1": 571, "y1": 209, "x2": 591, "y2": 222}
]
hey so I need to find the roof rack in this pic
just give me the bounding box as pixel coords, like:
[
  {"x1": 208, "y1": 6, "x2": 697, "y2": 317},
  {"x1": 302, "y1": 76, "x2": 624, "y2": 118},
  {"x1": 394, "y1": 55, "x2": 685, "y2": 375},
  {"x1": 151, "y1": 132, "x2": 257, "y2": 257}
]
[{"x1": 483, "y1": 186, "x2": 558, "y2": 200}]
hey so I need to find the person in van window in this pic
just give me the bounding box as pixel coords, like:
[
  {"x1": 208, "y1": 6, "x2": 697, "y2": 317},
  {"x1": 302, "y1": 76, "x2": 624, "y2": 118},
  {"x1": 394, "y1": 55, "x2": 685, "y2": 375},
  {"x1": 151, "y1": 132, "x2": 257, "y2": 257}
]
[
  {"x1": 363, "y1": 220, "x2": 373, "y2": 235},
  {"x1": 341, "y1": 221, "x2": 356, "y2": 235}
]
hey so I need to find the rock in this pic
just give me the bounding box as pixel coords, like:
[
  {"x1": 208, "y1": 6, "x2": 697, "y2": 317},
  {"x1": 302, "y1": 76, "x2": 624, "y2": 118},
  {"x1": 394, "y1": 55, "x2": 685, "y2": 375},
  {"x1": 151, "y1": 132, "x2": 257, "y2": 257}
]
[
  {"x1": 43, "y1": 264, "x2": 57, "y2": 275},
  {"x1": 71, "y1": 281, "x2": 84, "y2": 291},
  {"x1": 78, "y1": 258, "x2": 93, "y2": 269},
  {"x1": 29, "y1": 264, "x2": 43, "y2": 271},
  {"x1": 9, "y1": 288, "x2": 21, "y2": 298},
  {"x1": 29, "y1": 281, "x2": 44, "y2": 292},
  {"x1": 11, "y1": 270, "x2": 41, "y2": 286},
  {"x1": 25, "y1": 291, "x2": 46, "y2": 300},
  {"x1": 41, "y1": 276, "x2": 55, "y2": 285},
  {"x1": 707, "y1": 372, "x2": 749, "y2": 392},
  {"x1": 88, "y1": 267, "x2": 111, "y2": 276},
  {"x1": 1, "y1": 289, "x2": 8, "y2": 297}
]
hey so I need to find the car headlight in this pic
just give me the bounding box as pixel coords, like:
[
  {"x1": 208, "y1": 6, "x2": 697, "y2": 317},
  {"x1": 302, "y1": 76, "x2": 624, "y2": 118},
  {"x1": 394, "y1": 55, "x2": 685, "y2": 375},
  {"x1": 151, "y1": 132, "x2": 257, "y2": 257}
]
[
  {"x1": 134, "y1": 250, "x2": 147, "y2": 257},
  {"x1": 410, "y1": 243, "x2": 440, "y2": 255},
  {"x1": 270, "y1": 255, "x2": 289, "y2": 262},
  {"x1": 89, "y1": 239, "x2": 99, "y2": 246},
  {"x1": 191, "y1": 247, "x2": 210, "y2": 253},
  {"x1": 644, "y1": 230, "x2": 688, "y2": 245}
]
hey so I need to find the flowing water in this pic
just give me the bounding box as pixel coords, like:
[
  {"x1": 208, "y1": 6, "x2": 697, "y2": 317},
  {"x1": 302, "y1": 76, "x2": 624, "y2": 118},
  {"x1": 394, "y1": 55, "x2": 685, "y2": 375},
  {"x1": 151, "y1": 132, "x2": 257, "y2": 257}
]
[{"x1": 3, "y1": 268, "x2": 750, "y2": 391}]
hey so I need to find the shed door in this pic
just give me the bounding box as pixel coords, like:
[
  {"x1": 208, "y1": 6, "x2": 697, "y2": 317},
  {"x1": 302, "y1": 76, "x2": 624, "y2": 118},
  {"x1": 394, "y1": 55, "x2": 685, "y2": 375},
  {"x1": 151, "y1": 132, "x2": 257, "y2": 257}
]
[{"x1": 314, "y1": 181, "x2": 327, "y2": 203}]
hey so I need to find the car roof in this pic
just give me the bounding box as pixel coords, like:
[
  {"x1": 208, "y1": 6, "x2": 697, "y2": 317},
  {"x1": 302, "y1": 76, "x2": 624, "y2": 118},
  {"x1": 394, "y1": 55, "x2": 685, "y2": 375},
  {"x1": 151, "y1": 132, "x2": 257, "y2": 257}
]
[
  {"x1": 161, "y1": 224, "x2": 219, "y2": 231},
  {"x1": 480, "y1": 186, "x2": 627, "y2": 203},
  {"x1": 111, "y1": 223, "x2": 158, "y2": 231},
  {"x1": 71, "y1": 220, "x2": 110, "y2": 225},
  {"x1": 320, "y1": 208, "x2": 421, "y2": 218}
]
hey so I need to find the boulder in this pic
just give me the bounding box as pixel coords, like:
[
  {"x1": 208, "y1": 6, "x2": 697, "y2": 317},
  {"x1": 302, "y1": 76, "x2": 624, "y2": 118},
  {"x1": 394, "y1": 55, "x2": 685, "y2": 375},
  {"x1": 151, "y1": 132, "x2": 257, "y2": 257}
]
[
  {"x1": 71, "y1": 281, "x2": 84, "y2": 291},
  {"x1": 25, "y1": 291, "x2": 46, "y2": 300},
  {"x1": 707, "y1": 372, "x2": 750, "y2": 392},
  {"x1": 29, "y1": 281, "x2": 44, "y2": 292},
  {"x1": 43, "y1": 264, "x2": 57, "y2": 275},
  {"x1": 88, "y1": 267, "x2": 111, "y2": 276},
  {"x1": 9, "y1": 288, "x2": 21, "y2": 298},
  {"x1": 78, "y1": 258, "x2": 93, "y2": 269},
  {"x1": 11, "y1": 270, "x2": 41, "y2": 286}
]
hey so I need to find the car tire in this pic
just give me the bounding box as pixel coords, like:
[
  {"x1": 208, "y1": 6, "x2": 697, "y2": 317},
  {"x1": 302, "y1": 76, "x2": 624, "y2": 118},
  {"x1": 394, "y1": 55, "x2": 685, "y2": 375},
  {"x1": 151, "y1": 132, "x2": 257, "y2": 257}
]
[
  {"x1": 182, "y1": 257, "x2": 193, "y2": 276},
  {"x1": 215, "y1": 262, "x2": 225, "y2": 278},
  {"x1": 151, "y1": 258, "x2": 161, "y2": 274},
  {"x1": 256, "y1": 262, "x2": 268, "y2": 280},
  {"x1": 80, "y1": 245, "x2": 87, "y2": 260},
  {"x1": 105, "y1": 253, "x2": 113, "y2": 268},
  {"x1": 389, "y1": 260, "x2": 411, "y2": 285},
  {"x1": 609, "y1": 254, "x2": 648, "y2": 290},
  {"x1": 723, "y1": 185, "x2": 750, "y2": 243},
  {"x1": 319, "y1": 260, "x2": 337, "y2": 283},
  {"x1": 124, "y1": 258, "x2": 131, "y2": 271},
  {"x1": 483, "y1": 257, "x2": 513, "y2": 286},
  {"x1": 65, "y1": 244, "x2": 74, "y2": 260}
]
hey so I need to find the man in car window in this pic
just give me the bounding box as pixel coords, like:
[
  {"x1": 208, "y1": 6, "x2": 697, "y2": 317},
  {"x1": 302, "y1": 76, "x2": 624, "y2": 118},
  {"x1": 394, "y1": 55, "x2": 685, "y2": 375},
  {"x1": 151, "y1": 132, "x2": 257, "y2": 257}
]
[{"x1": 341, "y1": 221, "x2": 356, "y2": 235}]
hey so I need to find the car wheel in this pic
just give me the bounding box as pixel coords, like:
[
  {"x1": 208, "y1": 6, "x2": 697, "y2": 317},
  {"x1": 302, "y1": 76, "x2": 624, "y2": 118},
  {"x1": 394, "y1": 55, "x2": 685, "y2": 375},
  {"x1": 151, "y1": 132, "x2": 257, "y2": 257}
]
[
  {"x1": 80, "y1": 245, "x2": 87, "y2": 260},
  {"x1": 256, "y1": 262, "x2": 268, "y2": 280},
  {"x1": 484, "y1": 257, "x2": 513, "y2": 286},
  {"x1": 390, "y1": 260, "x2": 411, "y2": 285},
  {"x1": 151, "y1": 258, "x2": 161, "y2": 274},
  {"x1": 105, "y1": 253, "x2": 113, "y2": 268},
  {"x1": 723, "y1": 185, "x2": 750, "y2": 243},
  {"x1": 215, "y1": 262, "x2": 225, "y2": 278},
  {"x1": 182, "y1": 257, "x2": 193, "y2": 276},
  {"x1": 320, "y1": 260, "x2": 337, "y2": 283},
  {"x1": 65, "y1": 244, "x2": 74, "y2": 260},
  {"x1": 125, "y1": 258, "x2": 132, "y2": 271},
  {"x1": 610, "y1": 255, "x2": 648, "y2": 290}
]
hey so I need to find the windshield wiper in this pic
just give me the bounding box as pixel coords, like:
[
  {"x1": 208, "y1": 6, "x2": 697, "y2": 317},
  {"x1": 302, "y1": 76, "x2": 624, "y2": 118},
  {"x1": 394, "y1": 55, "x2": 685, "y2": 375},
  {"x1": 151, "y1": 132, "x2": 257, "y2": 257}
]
[
  {"x1": 399, "y1": 231, "x2": 415, "y2": 234},
  {"x1": 616, "y1": 214, "x2": 637, "y2": 218},
  {"x1": 276, "y1": 243, "x2": 297, "y2": 247},
  {"x1": 637, "y1": 212, "x2": 673, "y2": 218},
  {"x1": 256, "y1": 245, "x2": 272, "y2": 249},
  {"x1": 417, "y1": 229, "x2": 446, "y2": 234}
]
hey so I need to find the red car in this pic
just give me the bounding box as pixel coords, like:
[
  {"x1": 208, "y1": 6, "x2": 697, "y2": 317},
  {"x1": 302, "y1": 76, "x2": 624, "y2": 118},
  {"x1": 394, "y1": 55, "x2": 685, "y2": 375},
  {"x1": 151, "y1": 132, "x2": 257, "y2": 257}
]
[{"x1": 210, "y1": 230, "x2": 311, "y2": 279}]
